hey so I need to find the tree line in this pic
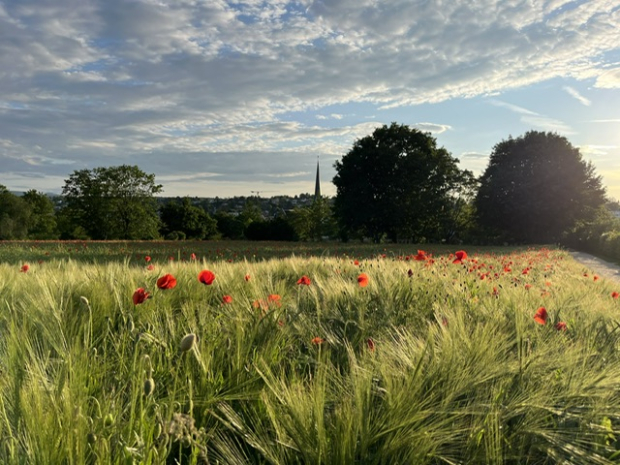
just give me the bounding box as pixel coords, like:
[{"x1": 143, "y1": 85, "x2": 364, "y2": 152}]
[{"x1": 1, "y1": 124, "x2": 616, "y2": 244}]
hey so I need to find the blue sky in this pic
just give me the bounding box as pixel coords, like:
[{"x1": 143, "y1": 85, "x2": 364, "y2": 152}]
[{"x1": 1, "y1": 0, "x2": 619, "y2": 200}]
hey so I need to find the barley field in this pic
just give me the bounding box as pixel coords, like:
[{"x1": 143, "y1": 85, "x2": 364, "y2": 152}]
[{"x1": 1, "y1": 242, "x2": 620, "y2": 464}]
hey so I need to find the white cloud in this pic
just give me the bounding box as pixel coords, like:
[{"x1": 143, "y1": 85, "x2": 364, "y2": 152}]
[
  {"x1": 0, "y1": 0, "x2": 619, "y2": 194},
  {"x1": 563, "y1": 86, "x2": 591, "y2": 106}
]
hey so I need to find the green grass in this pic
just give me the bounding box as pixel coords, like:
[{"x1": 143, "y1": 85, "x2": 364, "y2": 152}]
[{"x1": 1, "y1": 244, "x2": 620, "y2": 463}]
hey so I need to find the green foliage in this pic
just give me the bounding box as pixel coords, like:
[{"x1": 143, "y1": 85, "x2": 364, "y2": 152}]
[
  {"x1": 159, "y1": 197, "x2": 218, "y2": 240},
  {"x1": 0, "y1": 185, "x2": 31, "y2": 239},
  {"x1": 213, "y1": 211, "x2": 245, "y2": 240},
  {"x1": 289, "y1": 197, "x2": 338, "y2": 241},
  {"x1": 22, "y1": 190, "x2": 58, "y2": 239},
  {"x1": 333, "y1": 123, "x2": 475, "y2": 242},
  {"x1": 475, "y1": 131, "x2": 606, "y2": 243},
  {"x1": 562, "y1": 206, "x2": 620, "y2": 262},
  {"x1": 60, "y1": 165, "x2": 162, "y2": 240},
  {"x1": 245, "y1": 216, "x2": 299, "y2": 241}
]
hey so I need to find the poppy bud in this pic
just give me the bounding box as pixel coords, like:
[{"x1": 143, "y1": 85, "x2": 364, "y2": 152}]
[
  {"x1": 180, "y1": 333, "x2": 197, "y2": 352},
  {"x1": 144, "y1": 377, "x2": 155, "y2": 396},
  {"x1": 80, "y1": 296, "x2": 90, "y2": 307}
]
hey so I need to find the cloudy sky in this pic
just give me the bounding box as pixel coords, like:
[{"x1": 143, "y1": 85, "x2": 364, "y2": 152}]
[{"x1": 1, "y1": 0, "x2": 619, "y2": 199}]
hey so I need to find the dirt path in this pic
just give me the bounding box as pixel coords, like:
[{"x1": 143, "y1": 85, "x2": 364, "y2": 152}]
[{"x1": 568, "y1": 250, "x2": 620, "y2": 283}]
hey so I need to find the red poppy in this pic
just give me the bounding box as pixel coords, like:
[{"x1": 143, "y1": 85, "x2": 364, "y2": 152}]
[
  {"x1": 555, "y1": 321, "x2": 567, "y2": 331},
  {"x1": 353, "y1": 260, "x2": 360, "y2": 266},
  {"x1": 145, "y1": 256, "x2": 151, "y2": 262},
  {"x1": 407, "y1": 269, "x2": 414, "y2": 277},
  {"x1": 268, "y1": 294, "x2": 281, "y2": 304},
  {"x1": 297, "y1": 275, "x2": 311, "y2": 286},
  {"x1": 414, "y1": 250, "x2": 427, "y2": 261},
  {"x1": 244, "y1": 274, "x2": 251, "y2": 281},
  {"x1": 190, "y1": 253, "x2": 197, "y2": 260},
  {"x1": 612, "y1": 291, "x2": 619, "y2": 299},
  {"x1": 132, "y1": 288, "x2": 150, "y2": 305},
  {"x1": 147, "y1": 264, "x2": 155, "y2": 271},
  {"x1": 534, "y1": 307, "x2": 548, "y2": 325},
  {"x1": 357, "y1": 273, "x2": 369, "y2": 287},
  {"x1": 157, "y1": 274, "x2": 177, "y2": 290},
  {"x1": 222, "y1": 295, "x2": 233, "y2": 304},
  {"x1": 593, "y1": 275, "x2": 599, "y2": 281},
  {"x1": 366, "y1": 338, "x2": 375, "y2": 352},
  {"x1": 198, "y1": 270, "x2": 216, "y2": 285},
  {"x1": 311, "y1": 337, "x2": 325, "y2": 345},
  {"x1": 20, "y1": 264, "x2": 30, "y2": 273},
  {"x1": 525, "y1": 284, "x2": 532, "y2": 290},
  {"x1": 452, "y1": 250, "x2": 467, "y2": 264}
]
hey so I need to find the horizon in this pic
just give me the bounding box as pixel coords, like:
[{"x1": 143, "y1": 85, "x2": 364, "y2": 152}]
[{"x1": 1, "y1": 0, "x2": 619, "y2": 200}]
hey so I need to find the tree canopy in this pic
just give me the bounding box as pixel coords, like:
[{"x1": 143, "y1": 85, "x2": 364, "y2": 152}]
[
  {"x1": 333, "y1": 123, "x2": 474, "y2": 242},
  {"x1": 159, "y1": 197, "x2": 217, "y2": 240},
  {"x1": 60, "y1": 165, "x2": 162, "y2": 240},
  {"x1": 475, "y1": 131, "x2": 606, "y2": 243}
]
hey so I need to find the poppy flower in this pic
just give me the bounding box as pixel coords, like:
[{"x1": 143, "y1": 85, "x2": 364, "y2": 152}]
[
  {"x1": 190, "y1": 253, "x2": 197, "y2": 260},
  {"x1": 198, "y1": 270, "x2": 216, "y2": 285},
  {"x1": 555, "y1": 321, "x2": 567, "y2": 331},
  {"x1": 524, "y1": 284, "x2": 532, "y2": 290},
  {"x1": 534, "y1": 307, "x2": 548, "y2": 325},
  {"x1": 366, "y1": 338, "x2": 375, "y2": 352},
  {"x1": 353, "y1": 260, "x2": 360, "y2": 266},
  {"x1": 452, "y1": 250, "x2": 467, "y2": 264},
  {"x1": 297, "y1": 275, "x2": 311, "y2": 286},
  {"x1": 132, "y1": 288, "x2": 150, "y2": 305},
  {"x1": 311, "y1": 337, "x2": 325, "y2": 345},
  {"x1": 157, "y1": 274, "x2": 177, "y2": 290},
  {"x1": 593, "y1": 275, "x2": 599, "y2": 282},
  {"x1": 244, "y1": 274, "x2": 251, "y2": 281},
  {"x1": 268, "y1": 294, "x2": 281, "y2": 305},
  {"x1": 407, "y1": 269, "x2": 414, "y2": 277},
  {"x1": 145, "y1": 256, "x2": 151, "y2": 263},
  {"x1": 612, "y1": 291, "x2": 619, "y2": 299},
  {"x1": 20, "y1": 264, "x2": 30, "y2": 273},
  {"x1": 414, "y1": 250, "x2": 427, "y2": 261},
  {"x1": 357, "y1": 273, "x2": 369, "y2": 287},
  {"x1": 222, "y1": 295, "x2": 233, "y2": 304},
  {"x1": 147, "y1": 264, "x2": 155, "y2": 271}
]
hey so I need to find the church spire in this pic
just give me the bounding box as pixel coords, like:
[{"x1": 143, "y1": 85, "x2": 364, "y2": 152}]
[{"x1": 314, "y1": 157, "x2": 321, "y2": 200}]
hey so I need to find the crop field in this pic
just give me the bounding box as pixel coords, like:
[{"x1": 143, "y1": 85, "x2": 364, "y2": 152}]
[{"x1": 1, "y1": 242, "x2": 620, "y2": 464}]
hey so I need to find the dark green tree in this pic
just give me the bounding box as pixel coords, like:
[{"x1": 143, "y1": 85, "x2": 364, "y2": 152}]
[
  {"x1": 475, "y1": 131, "x2": 606, "y2": 243},
  {"x1": 61, "y1": 165, "x2": 162, "y2": 240},
  {"x1": 22, "y1": 190, "x2": 58, "y2": 239},
  {"x1": 159, "y1": 198, "x2": 218, "y2": 240},
  {"x1": 0, "y1": 186, "x2": 31, "y2": 239},
  {"x1": 289, "y1": 197, "x2": 337, "y2": 241},
  {"x1": 333, "y1": 123, "x2": 473, "y2": 242},
  {"x1": 213, "y1": 211, "x2": 245, "y2": 239}
]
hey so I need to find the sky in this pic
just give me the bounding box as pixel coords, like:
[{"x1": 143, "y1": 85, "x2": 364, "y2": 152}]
[{"x1": 1, "y1": 0, "x2": 619, "y2": 200}]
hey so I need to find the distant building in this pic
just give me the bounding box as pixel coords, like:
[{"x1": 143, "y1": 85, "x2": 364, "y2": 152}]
[{"x1": 314, "y1": 158, "x2": 321, "y2": 200}]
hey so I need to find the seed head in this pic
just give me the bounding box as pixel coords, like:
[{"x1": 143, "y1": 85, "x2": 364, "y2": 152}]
[{"x1": 180, "y1": 333, "x2": 197, "y2": 352}]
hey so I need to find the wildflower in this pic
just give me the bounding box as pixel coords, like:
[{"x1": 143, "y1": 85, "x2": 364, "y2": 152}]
[
  {"x1": 297, "y1": 275, "x2": 311, "y2": 286},
  {"x1": 353, "y1": 260, "x2": 360, "y2": 266},
  {"x1": 145, "y1": 256, "x2": 151, "y2": 263},
  {"x1": 180, "y1": 333, "x2": 197, "y2": 352},
  {"x1": 555, "y1": 321, "x2": 567, "y2": 332},
  {"x1": 244, "y1": 274, "x2": 251, "y2": 281},
  {"x1": 414, "y1": 250, "x2": 427, "y2": 261},
  {"x1": 612, "y1": 291, "x2": 619, "y2": 299},
  {"x1": 20, "y1": 264, "x2": 29, "y2": 273},
  {"x1": 357, "y1": 273, "x2": 369, "y2": 287},
  {"x1": 534, "y1": 307, "x2": 548, "y2": 325},
  {"x1": 452, "y1": 250, "x2": 467, "y2": 264},
  {"x1": 190, "y1": 253, "x2": 197, "y2": 260},
  {"x1": 593, "y1": 275, "x2": 599, "y2": 282},
  {"x1": 407, "y1": 269, "x2": 414, "y2": 277},
  {"x1": 147, "y1": 264, "x2": 155, "y2": 271},
  {"x1": 366, "y1": 338, "x2": 375, "y2": 352},
  {"x1": 222, "y1": 295, "x2": 233, "y2": 304},
  {"x1": 311, "y1": 337, "x2": 325, "y2": 345},
  {"x1": 132, "y1": 288, "x2": 150, "y2": 305},
  {"x1": 157, "y1": 274, "x2": 177, "y2": 290},
  {"x1": 268, "y1": 294, "x2": 281, "y2": 306},
  {"x1": 198, "y1": 270, "x2": 216, "y2": 285},
  {"x1": 525, "y1": 284, "x2": 532, "y2": 290}
]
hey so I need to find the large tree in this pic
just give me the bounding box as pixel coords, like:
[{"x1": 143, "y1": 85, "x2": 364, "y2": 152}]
[
  {"x1": 0, "y1": 186, "x2": 31, "y2": 239},
  {"x1": 61, "y1": 165, "x2": 162, "y2": 240},
  {"x1": 475, "y1": 131, "x2": 606, "y2": 243},
  {"x1": 22, "y1": 190, "x2": 58, "y2": 239},
  {"x1": 159, "y1": 197, "x2": 217, "y2": 240},
  {"x1": 333, "y1": 123, "x2": 473, "y2": 242}
]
